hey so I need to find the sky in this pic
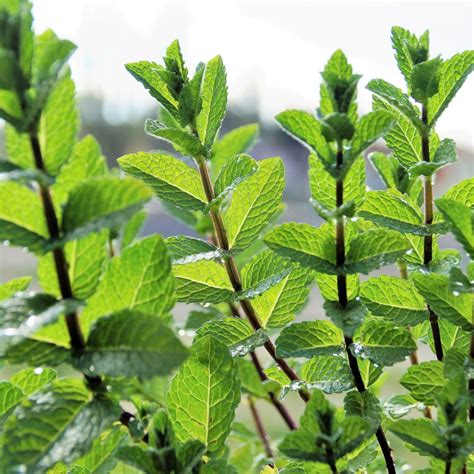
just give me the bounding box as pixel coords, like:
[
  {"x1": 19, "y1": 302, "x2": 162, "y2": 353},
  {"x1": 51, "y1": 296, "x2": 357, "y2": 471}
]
[{"x1": 33, "y1": 0, "x2": 473, "y2": 148}]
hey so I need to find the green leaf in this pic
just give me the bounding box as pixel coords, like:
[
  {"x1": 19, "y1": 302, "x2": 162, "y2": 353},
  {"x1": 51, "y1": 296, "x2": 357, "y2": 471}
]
[
  {"x1": 173, "y1": 260, "x2": 233, "y2": 304},
  {"x1": 264, "y1": 223, "x2": 337, "y2": 274},
  {"x1": 51, "y1": 135, "x2": 107, "y2": 207},
  {"x1": 223, "y1": 157, "x2": 285, "y2": 250},
  {"x1": 38, "y1": 231, "x2": 108, "y2": 300},
  {"x1": 74, "y1": 427, "x2": 127, "y2": 474},
  {"x1": 384, "y1": 393, "x2": 424, "y2": 419},
  {"x1": 345, "y1": 229, "x2": 409, "y2": 274},
  {"x1": 145, "y1": 119, "x2": 207, "y2": 157},
  {"x1": 165, "y1": 236, "x2": 224, "y2": 264},
  {"x1": 358, "y1": 190, "x2": 426, "y2": 235},
  {"x1": 441, "y1": 177, "x2": 474, "y2": 207},
  {"x1": 241, "y1": 249, "x2": 314, "y2": 328},
  {"x1": 408, "y1": 138, "x2": 458, "y2": 177},
  {"x1": 237, "y1": 359, "x2": 269, "y2": 399},
  {"x1": 10, "y1": 367, "x2": 56, "y2": 396},
  {"x1": 211, "y1": 124, "x2": 259, "y2": 174},
  {"x1": 0, "y1": 182, "x2": 49, "y2": 251},
  {"x1": 167, "y1": 336, "x2": 240, "y2": 456},
  {"x1": 410, "y1": 57, "x2": 442, "y2": 103},
  {"x1": 309, "y1": 154, "x2": 365, "y2": 216},
  {"x1": 6, "y1": 77, "x2": 78, "y2": 175},
  {"x1": 80, "y1": 235, "x2": 175, "y2": 335},
  {"x1": 0, "y1": 381, "x2": 23, "y2": 417},
  {"x1": 194, "y1": 317, "x2": 267, "y2": 357},
  {"x1": 349, "y1": 110, "x2": 395, "y2": 158},
  {"x1": 344, "y1": 391, "x2": 382, "y2": 430},
  {"x1": 316, "y1": 273, "x2": 359, "y2": 302},
  {"x1": 0, "y1": 276, "x2": 31, "y2": 300},
  {"x1": 391, "y1": 26, "x2": 419, "y2": 84},
  {"x1": 359, "y1": 275, "x2": 428, "y2": 325},
  {"x1": 323, "y1": 300, "x2": 368, "y2": 337},
  {"x1": 125, "y1": 61, "x2": 179, "y2": 118},
  {"x1": 179, "y1": 65, "x2": 204, "y2": 127},
  {"x1": 276, "y1": 321, "x2": 343, "y2": 358},
  {"x1": 0, "y1": 90, "x2": 22, "y2": 125},
  {"x1": 2, "y1": 338, "x2": 70, "y2": 367},
  {"x1": 61, "y1": 177, "x2": 152, "y2": 243},
  {"x1": 436, "y1": 198, "x2": 473, "y2": 258},
  {"x1": 352, "y1": 319, "x2": 416, "y2": 366},
  {"x1": 301, "y1": 356, "x2": 354, "y2": 394},
  {"x1": 275, "y1": 110, "x2": 333, "y2": 168},
  {"x1": 367, "y1": 79, "x2": 421, "y2": 128},
  {"x1": 1, "y1": 379, "x2": 119, "y2": 472},
  {"x1": 429, "y1": 320, "x2": 470, "y2": 355},
  {"x1": 413, "y1": 273, "x2": 472, "y2": 331},
  {"x1": 389, "y1": 419, "x2": 447, "y2": 460},
  {"x1": 121, "y1": 210, "x2": 147, "y2": 249},
  {"x1": 118, "y1": 152, "x2": 207, "y2": 211},
  {"x1": 196, "y1": 55, "x2": 227, "y2": 149},
  {"x1": 368, "y1": 152, "x2": 399, "y2": 189},
  {"x1": 427, "y1": 50, "x2": 474, "y2": 125},
  {"x1": 400, "y1": 361, "x2": 446, "y2": 404},
  {"x1": 75, "y1": 310, "x2": 188, "y2": 378},
  {"x1": 0, "y1": 160, "x2": 51, "y2": 185}
]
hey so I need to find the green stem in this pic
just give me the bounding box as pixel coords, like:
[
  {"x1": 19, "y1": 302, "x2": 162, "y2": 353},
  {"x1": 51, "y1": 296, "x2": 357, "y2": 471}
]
[
  {"x1": 197, "y1": 158, "x2": 309, "y2": 403},
  {"x1": 335, "y1": 146, "x2": 396, "y2": 474},
  {"x1": 421, "y1": 105, "x2": 443, "y2": 361}
]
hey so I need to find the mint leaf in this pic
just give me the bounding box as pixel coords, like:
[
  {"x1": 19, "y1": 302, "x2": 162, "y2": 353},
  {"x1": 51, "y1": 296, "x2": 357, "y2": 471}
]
[
  {"x1": 360, "y1": 275, "x2": 428, "y2": 325},
  {"x1": 223, "y1": 157, "x2": 285, "y2": 250},
  {"x1": 323, "y1": 300, "x2": 368, "y2": 337},
  {"x1": 413, "y1": 273, "x2": 472, "y2": 331},
  {"x1": 316, "y1": 273, "x2": 359, "y2": 302},
  {"x1": 0, "y1": 182, "x2": 49, "y2": 251},
  {"x1": 121, "y1": 210, "x2": 147, "y2": 249},
  {"x1": 10, "y1": 367, "x2": 56, "y2": 396},
  {"x1": 1, "y1": 379, "x2": 119, "y2": 472},
  {"x1": 118, "y1": 152, "x2": 207, "y2": 211},
  {"x1": 400, "y1": 361, "x2": 446, "y2": 404},
  {"x1": 344, "y1": 391, "x2": 382, "y2": 430},
  {"x1": 165, "y1": 236, "x2": 224, "y2": 264},
  {"x1": 237, "y1": 359, "x2": 269, "y2": 399},
  {"x1": 410, "y1": 57, "x2": 442, "y2": 103},
  {"x1": 264, "y1": 222, "x2": 337, "y2": 274},
  {"x1": 6, "y1": 77, "x2": 78, "y2": 175},
  {"x1": 427, "y1": 50, "x2": 474, "y2": 125},
  {"x1": 0, "y1": 381, "x2": 23, "y2": 417},
  {"x1": 429, "y1": 320, "x2": 470, "y2": 355},
  {"x1": 179, "y1": 65, "x2": 204, "y2": 127},
  {"x1": 349, "y1": 110, "x2": 395, "y2": 158},
  {"x1": 358, "y1": 189, "x2": 426, "y2": 235},
  {"x1": 352, "y1": 319, "x2": 416, "y2": 366},
  {"x1": 167, "y1": 336, "x2": 240, "y2": 456},
  {"x1": 276, "y1": 321, "x2": 343, "y2": 358},
  {"x1": 211, "y1": 123, "x2": 259, "y2": 173},
  {"x1": 344, "y1": 229, "x2": 410, "y2": 274},
  {"x1": 2, "y1": 338, "x2": 70, "y2": 367},
  {"x1": 0, "y1": 276, "x2": 31, "y2": 300},
  {"x1": 145, "y1": 119, "x2": 207, "y2": 157},
  {"x1": 75, "y1": 310, "x2": 188, "y2": 378},
  {"x1": 408, "y1": 138, "x2": 458, "y2": 177},
  {"x1": 38, "y1": 231, "x2": 108, "y2": 300},
  {"x1": 301, "y1": 356, "x2": 354, "y2": 394},
  {"x1": 441, "y1": 177, "x2": 474, "y2": 207},
  {"x1": 241, "y1": 249, "x2": 314, "y2": 328},
  {"x1": 80, "y1": 235, "x2": 175, "y2": 335},
  {"x1": 195, "y1": 55, "x2": 227, "y2": 149},
  {"x1": 173, "y1": 260, "x2": 233, "y2": 304},
  {"x1": 391, "y1": 27, "x2": 419, "y2": 84}
]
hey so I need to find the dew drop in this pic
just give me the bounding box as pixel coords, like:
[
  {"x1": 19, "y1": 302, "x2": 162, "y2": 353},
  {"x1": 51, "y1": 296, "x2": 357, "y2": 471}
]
[
  {"x1": 89, "y1": 365, "x2": 96, "y2": 372},
  {"x1": 34, "y1": 367, "x2": 44, "y2": 375},
  {"x1": 452, "y1": 291, "x2": 460, "y2": 297}
]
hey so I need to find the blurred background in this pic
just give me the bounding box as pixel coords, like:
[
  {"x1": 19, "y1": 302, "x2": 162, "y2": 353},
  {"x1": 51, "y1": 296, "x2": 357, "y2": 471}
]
[{"x1": 0, "y1": 1, "x2": 472, "y2": 470}]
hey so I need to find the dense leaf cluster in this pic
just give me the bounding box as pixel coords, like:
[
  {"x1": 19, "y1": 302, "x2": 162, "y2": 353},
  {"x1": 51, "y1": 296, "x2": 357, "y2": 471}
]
[{"x1": 0, "y1": 1, "x2": 473, "y2": 473}]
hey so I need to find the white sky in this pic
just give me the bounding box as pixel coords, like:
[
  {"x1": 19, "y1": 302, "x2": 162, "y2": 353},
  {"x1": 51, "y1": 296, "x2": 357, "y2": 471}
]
[{"x1": 33, "y1": 0, "x2": 474, "y2": 148}]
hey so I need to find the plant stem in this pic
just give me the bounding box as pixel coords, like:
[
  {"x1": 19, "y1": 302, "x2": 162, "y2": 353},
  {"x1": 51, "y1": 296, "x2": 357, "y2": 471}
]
[
  {"x1": 248, "y1": 396, "x2": 274, "y2": 458},
  {"x1": 470, "y1": 332, "x2": 474, "y2": 420},
  {"x1": 228, "y1": 302, "x2": 297, "y2": 430},
  {"x1": 445, "y1": 460, "x2": 451, "y2": 474},
  {"x1": 197, "y1": 158, "x2": 309, "y2": 403},
  {"x1": 325, "y1": 444, "x2": 338, "y2": 474},
  {"x1": 421, "y1": 105, "x2": 443, "y2": 361},
  {"x1": 30, "y1": 134, "x2": 85, "y2": 350},
  {"x1": 335, "y1": 147, "x2": 396, "y2": 474}
]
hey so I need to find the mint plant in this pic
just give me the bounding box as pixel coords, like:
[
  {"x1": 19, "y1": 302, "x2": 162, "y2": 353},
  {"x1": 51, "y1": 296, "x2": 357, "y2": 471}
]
[{"x1": 0, "y1": 1, "x2": 473, "y2": 471}]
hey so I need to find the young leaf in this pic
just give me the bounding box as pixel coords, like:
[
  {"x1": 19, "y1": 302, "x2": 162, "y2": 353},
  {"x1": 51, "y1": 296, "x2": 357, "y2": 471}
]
[
  {"x1": 276, "y1": 321, "x2": 343, "y2": 358},
  {"x1": 344, "y1": 229, "x2": 410, "y2": 274},
  {"x1": 167, "y1": 336, "x2": 240, "y2": 456},
  {"x1": 427, "y1": 50, "x2": 474, "y2": 125},
  {"x1": 80, "y1": 235, "x2": 175, "y2": 335},
  {"x1": 74, "y1": 310, "x2": 189, "y2": 378},
  {"x1": 241, "y1": 249, "x2": 314, "y2": 328},
  {"x1": 1, "y1": 379, "x2": 119, "y2": 472},
  {"x1": 0, "y1": 182, "x2": 49, "y2": 251},
  {"x1": 118, "y1": 152, "x2": 207, "y2": 211},
  {"x1": 410, "y1": 57, "x2": 442, "y2": 103},
  {"x1": 400, "y1": 361, "x2": 446, "y2": 404},
  {"x1": 0, "y1": 276, "x2": 31, "y2": 300},
  {"x1": 391, "y1": 26, "x2": 418, "y2": 84},
  {"x1": 195, "y1": 55, "x2": 227, "y2": 149},
  {"x1": 359, "y1": 275, "x2": 428, "y2": 325},
  {"x1": 358, "y1": 190, "x2": 426, "y2": 235},
  {"x1": 301, "y1": 356, "x2": 354, "y2": 394},
  {"x1": 223, "y1": 157, "x2": 285, "y2": 250},
  {"x1": 213, "y1": 153, "x2": 258, "y2": 198},
  {"x1": 413, "y1": 273, "x2": 472, "y2": 331},
  {"x1": 352, "y1": 319, "x2": 416, "y2": 366},
  {"x1": 408, "y1": 138, "x2": 458, "y2": 177},
  {"x1": 264, "y1": 222, "x2": 337, "y2": 274},
  {"x1": 173, "y1": 260, "x2": 233, "y2": 304}
]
